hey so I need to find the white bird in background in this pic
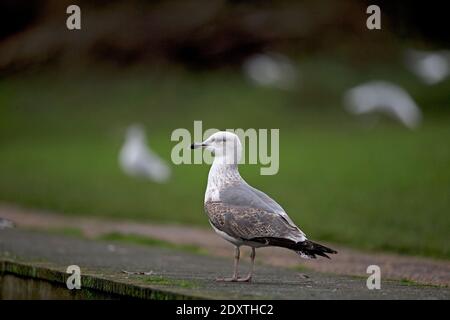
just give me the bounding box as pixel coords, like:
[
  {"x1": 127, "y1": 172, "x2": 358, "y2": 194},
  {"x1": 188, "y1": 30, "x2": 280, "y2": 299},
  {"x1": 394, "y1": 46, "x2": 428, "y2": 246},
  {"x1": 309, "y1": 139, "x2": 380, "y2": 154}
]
[
  {"x1": 0, "y1": 218, "x2": 14, "y2": 229},
  {"x1": 119, "y1": 124, "x2": 171, "y2": 183},
  {"x1": 242, "y1": 53, "x2": 298, "y2": 90},
  {"x1": 405, "y1": 49, "x2": 450, "y2": 85},
  {"x1": 343, "y1": 81, "x2": 422, "y2": 129}
]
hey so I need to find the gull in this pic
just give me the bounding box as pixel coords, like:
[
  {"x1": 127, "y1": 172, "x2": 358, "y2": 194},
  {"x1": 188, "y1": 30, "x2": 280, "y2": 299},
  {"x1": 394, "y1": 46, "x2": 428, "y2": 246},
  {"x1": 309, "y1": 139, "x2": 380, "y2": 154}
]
[
  {"x1": 405, "y1": 49, "x2": 450, "y2": 85},
  {"x1": 343, "y1": 81, "x2": 422, "y2": 129},
  {"x1": 242, "y1": 53, "x2": 298, "y2": 90},
  {"x1": 119, "y1": 124, "x2": 171, "y2": 183},
  {"x1": 191, "y1": 131, "x2": 336, "y2": 282}
]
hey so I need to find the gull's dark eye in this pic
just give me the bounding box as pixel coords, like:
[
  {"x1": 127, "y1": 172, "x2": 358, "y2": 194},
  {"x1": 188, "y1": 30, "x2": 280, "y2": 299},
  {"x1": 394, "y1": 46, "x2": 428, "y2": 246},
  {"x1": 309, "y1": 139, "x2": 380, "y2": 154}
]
[{"x1": 222, "y1": 137, "x2": 227, "y2": 142}]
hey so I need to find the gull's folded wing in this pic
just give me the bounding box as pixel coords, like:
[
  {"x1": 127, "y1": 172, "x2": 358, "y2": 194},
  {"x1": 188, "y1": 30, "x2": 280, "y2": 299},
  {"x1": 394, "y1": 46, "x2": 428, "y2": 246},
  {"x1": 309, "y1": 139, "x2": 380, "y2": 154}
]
[
  {"x1": 205, "y1": 201, "x2": 303, "y2": 243},
  {"x1": 219, "y1": 183, "x2": 305, "y2": 236},
  {"x1": 206, "y1": 183, "x2": 306, "y2": 242}
]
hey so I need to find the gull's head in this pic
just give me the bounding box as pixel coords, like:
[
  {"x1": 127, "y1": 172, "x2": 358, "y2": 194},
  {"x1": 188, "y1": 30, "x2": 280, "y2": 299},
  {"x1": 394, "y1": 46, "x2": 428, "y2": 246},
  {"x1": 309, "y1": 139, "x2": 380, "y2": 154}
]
[{"x1": 191, "y1": 131, "x2": 242, "y2": 164}]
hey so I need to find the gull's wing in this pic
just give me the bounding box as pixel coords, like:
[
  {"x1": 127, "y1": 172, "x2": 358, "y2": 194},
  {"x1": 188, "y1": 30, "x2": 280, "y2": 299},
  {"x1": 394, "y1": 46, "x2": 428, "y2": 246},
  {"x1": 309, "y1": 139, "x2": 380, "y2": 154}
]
[
  {"x1": 245, "y1": 184, "x2": 299, "y2": 228},
  {"x1": 205, "y1": 201, "x2": 304, "y2": 243},
  {"x1": 207, "y1": 183, "x2": 306, "y2": 242},
  {"x1": 220, "y1": 183, "x2": 304, "y2": 233}
]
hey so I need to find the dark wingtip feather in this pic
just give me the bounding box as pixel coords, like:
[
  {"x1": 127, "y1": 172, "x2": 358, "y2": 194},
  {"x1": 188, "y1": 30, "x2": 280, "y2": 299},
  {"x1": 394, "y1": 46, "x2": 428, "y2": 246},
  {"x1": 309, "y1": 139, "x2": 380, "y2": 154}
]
[
  {"x1": 248, "y1": 237, "x2": 337, "y2": 259},
  {"x1": 296, "y1": 240, "x2": 337, "y2": 259}
]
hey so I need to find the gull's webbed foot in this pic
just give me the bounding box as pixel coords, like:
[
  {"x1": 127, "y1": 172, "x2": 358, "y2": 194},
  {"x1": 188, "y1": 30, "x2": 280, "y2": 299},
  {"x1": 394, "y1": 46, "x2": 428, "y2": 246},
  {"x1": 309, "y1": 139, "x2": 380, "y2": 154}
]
[
  {"x1": 236, "y1": 275, "x2": 252, "y2": 282},
  {"x1": 215, "y1": 276, "x2": 239, "y2": 282}
]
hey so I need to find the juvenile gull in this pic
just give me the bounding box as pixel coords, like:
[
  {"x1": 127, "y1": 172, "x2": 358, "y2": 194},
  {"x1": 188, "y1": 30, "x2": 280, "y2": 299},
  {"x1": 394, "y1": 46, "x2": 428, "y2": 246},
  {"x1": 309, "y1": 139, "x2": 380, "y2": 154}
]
[{"x1": 191, "y1": 131, "x2": 336, "y2": 282}]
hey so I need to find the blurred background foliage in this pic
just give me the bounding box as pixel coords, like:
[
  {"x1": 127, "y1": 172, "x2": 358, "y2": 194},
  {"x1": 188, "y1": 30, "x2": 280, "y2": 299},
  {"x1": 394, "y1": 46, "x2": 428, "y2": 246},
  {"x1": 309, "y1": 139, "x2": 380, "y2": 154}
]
[
  {"x1": 0, "y1": 0, "x2": 449, "y2": 258},
  {"x1": 2, "y1": 0, "x2": 448, "y2": 71}
]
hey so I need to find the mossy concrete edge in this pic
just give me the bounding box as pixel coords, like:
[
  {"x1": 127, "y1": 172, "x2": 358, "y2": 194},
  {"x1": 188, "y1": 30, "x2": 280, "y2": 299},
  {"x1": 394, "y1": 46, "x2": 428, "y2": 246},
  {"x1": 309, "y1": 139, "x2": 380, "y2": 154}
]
[{"x1": 0, "y1": 259, "x2": 206, "y2": 300}]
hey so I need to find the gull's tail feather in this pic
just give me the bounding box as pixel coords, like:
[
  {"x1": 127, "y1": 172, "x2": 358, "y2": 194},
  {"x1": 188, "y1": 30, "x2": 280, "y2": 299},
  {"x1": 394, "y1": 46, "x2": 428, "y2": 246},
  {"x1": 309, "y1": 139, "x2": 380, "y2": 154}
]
[
  {"x1": 250, "y1": 237, "x2": 337, "y2": 259},
  {"x1": 294, "y1": 240, "x2": 337, "y2": 259}
]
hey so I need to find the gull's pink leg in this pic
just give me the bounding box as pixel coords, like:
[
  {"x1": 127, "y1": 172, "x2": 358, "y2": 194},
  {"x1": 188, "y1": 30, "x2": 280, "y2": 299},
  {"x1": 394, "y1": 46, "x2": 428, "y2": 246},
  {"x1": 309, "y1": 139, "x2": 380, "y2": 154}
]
[
  {"x1": 216, "y1": 246, "x2": 240, "y2": 282},
  {"x1": 237, "y1": 247, "x2": 255, "y2": 282}
]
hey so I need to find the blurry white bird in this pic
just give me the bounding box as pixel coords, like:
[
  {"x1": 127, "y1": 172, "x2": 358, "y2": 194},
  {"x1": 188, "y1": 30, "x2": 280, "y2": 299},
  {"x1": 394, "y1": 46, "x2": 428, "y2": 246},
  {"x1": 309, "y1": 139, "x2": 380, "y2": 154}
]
[
  {"x1": 242, "y1": 53, "x2": 298, "y2": 90},
  {"x1": 119, "y1": 124, "x2": 171, "y2": 183},
  {"x1": 0, "y1": 218, "x2": 14, "y2": 229},
  {"x1": 405, "y1": 49, "x2": 450, "y2": 85},
  {"x1": 344, "y1": 81, "x2": 422, "y2": 129}
]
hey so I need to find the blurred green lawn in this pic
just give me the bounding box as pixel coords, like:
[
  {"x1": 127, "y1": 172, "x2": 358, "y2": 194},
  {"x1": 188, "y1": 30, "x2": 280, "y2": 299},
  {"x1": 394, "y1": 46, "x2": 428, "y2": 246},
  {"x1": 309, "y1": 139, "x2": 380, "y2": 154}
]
[{"x1": 0, "y1": 58, "x2": 449, "y2": 259}]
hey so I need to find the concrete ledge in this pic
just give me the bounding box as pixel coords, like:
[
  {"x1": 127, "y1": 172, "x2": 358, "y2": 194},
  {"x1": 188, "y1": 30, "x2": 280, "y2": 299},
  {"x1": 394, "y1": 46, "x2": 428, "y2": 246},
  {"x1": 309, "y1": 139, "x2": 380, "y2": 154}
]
[
  {"x1": 1, "y1": 229, "x2": 450, "y2": 299},
  {"x1": 0, "y1": 259, "x2": 200, "y2": 300}
]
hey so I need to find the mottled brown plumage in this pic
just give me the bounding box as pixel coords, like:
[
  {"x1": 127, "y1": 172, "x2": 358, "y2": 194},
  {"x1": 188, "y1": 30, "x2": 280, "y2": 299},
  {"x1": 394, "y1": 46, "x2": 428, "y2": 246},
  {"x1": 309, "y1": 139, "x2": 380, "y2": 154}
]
[{"x1": 205, "y1": 201, "x2": 299, "y2": 242}]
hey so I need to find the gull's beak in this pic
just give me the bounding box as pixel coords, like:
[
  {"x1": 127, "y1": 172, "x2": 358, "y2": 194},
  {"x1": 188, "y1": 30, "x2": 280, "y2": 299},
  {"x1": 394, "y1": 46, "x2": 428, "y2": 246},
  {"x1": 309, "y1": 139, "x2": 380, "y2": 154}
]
[{"x1": 190, "y1": 142, "x2": 207, "y2": 149}]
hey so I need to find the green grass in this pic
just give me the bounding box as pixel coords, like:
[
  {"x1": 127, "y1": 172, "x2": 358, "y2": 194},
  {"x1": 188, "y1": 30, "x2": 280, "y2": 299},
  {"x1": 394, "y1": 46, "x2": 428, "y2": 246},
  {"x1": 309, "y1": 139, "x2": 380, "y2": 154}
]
[
  {"x1": 140, "y1": 275, "x2": 198, "y2": 289},
  {"x1": 0, "y1": 57, "x2": 449, "y2": 259},
  {"x1": 395, "y1": 278, "x2": 447, "y2": 288}
]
